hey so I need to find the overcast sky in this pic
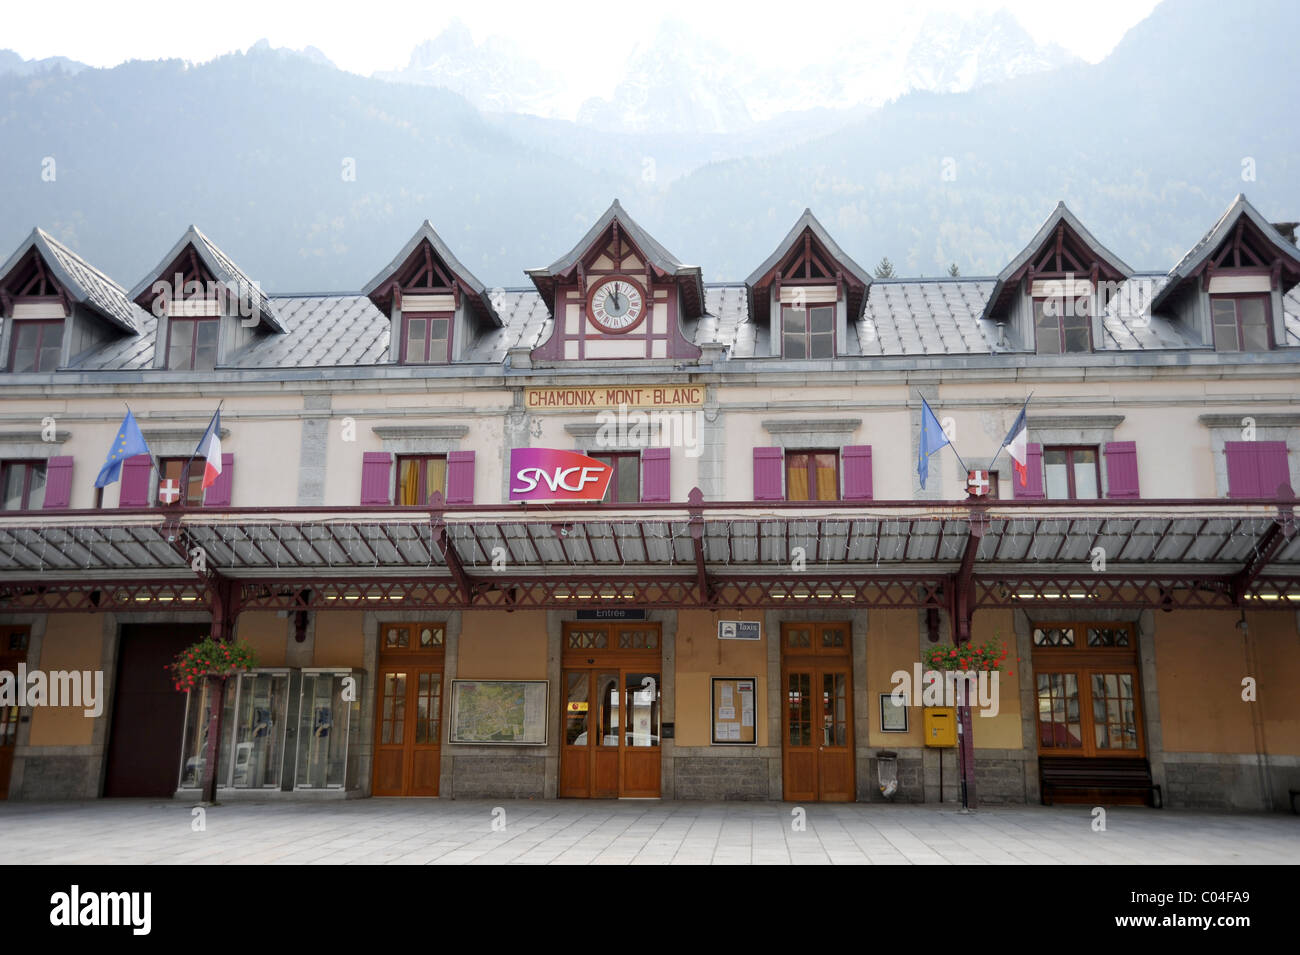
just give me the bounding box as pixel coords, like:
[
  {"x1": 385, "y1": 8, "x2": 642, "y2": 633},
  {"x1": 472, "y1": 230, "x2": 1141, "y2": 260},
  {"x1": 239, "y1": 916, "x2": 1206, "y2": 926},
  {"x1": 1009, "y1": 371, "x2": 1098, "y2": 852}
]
[{"x1": 7, "y1": 0, "x2": 1161, "y2": 85}]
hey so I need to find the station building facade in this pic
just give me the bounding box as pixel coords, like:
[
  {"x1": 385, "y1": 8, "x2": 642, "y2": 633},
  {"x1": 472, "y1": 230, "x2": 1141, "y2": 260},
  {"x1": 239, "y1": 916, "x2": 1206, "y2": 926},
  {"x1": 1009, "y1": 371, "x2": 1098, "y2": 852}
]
[{"x1": 1, "y1": 195, "x2": 1298, "y2": 810}]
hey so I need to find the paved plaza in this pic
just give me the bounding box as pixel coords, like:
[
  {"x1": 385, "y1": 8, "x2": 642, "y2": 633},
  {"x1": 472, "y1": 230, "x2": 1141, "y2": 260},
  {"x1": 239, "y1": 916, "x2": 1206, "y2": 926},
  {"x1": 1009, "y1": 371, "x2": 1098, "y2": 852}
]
[{"x1": 1, "y1": 799, "x2": 1296, "y2": 864}]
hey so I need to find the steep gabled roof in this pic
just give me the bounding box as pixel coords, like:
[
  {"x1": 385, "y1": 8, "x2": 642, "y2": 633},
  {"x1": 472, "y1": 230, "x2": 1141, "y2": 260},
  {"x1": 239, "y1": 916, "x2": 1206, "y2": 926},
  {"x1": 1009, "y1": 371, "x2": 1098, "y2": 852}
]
[
  {"x1": 361, "y1": 220, "x2": 501, "y2": 327},
  {"x1": 525, "y1": 199, "x2": 705, "y2": 319},
  {"x1": 1151, "y1": 194, "x2": 1300, "y2": 311},
  {"x1": 744, "y1": 208, "x2": 873, "y2": 326},
  {"x1": 129, "y1": 225, "x2": 284, "y2": 333},
  {"x1": 982, "y1": 202, "x2": 1133, "y2": 320},
  {"x1": 0, "y1": 228, "x2": 141, "y2": 333}
]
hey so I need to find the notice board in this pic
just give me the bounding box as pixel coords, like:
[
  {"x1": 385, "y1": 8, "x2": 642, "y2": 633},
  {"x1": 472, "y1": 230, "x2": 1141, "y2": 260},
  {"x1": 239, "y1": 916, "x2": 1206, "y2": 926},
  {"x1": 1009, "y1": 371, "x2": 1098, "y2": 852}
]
[{"x1": 711, "y1": 677, "x2": 757, "y2": 745}]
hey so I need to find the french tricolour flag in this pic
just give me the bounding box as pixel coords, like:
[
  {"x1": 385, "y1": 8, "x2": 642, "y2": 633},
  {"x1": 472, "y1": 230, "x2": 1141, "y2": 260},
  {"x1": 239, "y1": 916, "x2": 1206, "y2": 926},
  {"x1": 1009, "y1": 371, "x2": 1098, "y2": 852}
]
[
  {"x1": 194, "y1": 408, "x2": 223, "y2": 490},
  {"x1": 1001, "y1": 400, "x2": 1030, "y2": 487}
]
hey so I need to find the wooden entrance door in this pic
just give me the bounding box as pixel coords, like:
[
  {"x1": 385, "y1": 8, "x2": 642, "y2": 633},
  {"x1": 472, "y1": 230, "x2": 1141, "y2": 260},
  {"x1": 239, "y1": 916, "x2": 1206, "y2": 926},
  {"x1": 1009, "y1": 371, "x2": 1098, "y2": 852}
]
[
  {"x1": 781, "y1": 622, "x2": 854, "y2": 802},
  {"x1": 559, "y1": 623, "x2": 661, "y2": 798},
  {"x1": 372, "y1": 623, "x2": 444, "y2": 796},
  {"x1": 0, "y1": 626, "x2": 30, "y2": 799}
]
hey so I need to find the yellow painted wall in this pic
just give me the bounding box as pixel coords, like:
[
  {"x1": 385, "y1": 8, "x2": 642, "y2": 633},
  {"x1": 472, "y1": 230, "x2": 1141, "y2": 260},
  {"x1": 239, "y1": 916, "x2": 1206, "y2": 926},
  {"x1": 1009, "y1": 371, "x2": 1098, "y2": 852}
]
[
  {"x1": 1253, "y1": 612, "x2": 1300, "y2": 756},
  {"x1": 674, "y1": 610, "x2": 767, "y2": 747},
  {"x1": 1156, "y1": 611, "x2": 1255, "y2": 753},
  {"x1": 235, "y1": 612, "x2": 286, "y2": 666},
  {"x1": 970, "y1": 610, "x2": 1022, "y2": 749},
  {"x1": 457, "y1": 611, "x2": 548, "y2": 679},
  {"x1": 27, "y1": 615, "x2": 104, "y2": 746},
  {"x1": 1157, "y1": 611, "x2": 1300, "y2": 755},
  {"x1": 866, "y1": 610, "x2": 1021, "y2": 749},
  {"x1": 867, "y1": 610, "x2": 924, "y2": 749},
  {"x1": 312, "y1": 612, "x2": 365, "y2": 669}
]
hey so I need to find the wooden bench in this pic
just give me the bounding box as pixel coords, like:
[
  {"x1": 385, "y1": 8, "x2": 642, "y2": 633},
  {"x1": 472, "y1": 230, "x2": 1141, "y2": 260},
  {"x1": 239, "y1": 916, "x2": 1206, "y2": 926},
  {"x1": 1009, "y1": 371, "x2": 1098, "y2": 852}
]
[{"x1": 1039, "y1": 757, "x2": 1162, "y2": 808}]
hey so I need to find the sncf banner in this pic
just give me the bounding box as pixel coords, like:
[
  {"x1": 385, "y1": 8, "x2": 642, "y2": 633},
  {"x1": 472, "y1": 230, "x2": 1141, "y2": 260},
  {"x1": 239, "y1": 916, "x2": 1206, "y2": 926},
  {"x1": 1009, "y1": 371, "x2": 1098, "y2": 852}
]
[{"x1": 509, "y1": 448, "x2": 613, "y2": 503}]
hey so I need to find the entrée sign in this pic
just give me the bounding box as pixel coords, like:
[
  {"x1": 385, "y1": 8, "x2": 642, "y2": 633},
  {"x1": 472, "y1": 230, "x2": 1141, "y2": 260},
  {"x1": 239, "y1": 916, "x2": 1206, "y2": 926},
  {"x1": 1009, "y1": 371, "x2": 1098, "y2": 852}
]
[{"x1": 525, "y1": 386, "x2": 704, "y2": 409}]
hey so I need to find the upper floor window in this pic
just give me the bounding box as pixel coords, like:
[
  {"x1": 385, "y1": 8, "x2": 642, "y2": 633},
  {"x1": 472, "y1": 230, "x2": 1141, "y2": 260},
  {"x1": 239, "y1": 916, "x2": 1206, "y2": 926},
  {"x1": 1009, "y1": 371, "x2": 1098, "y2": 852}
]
[
  {"x1": 588, "y1": 452, "x2": 640, "y2": 503},
  {"x1": 158, "y1": 457, "x2": 204, "y2": 506},
  {"x1": 8, "y1": 320, "x2": 63, "y2": 372},
  {"x1": 167, "y1": 318, "x2": 218, "y2": 370},
  {"x1": 1033, "y1": 298, "x2": 1090, "y2": 354},
  {"x1": 1211, "y1": 295, "x2": 1270, "y2": 352},
  {"x1": 781, "y1": 305, "x2": 834, "y2": 359},
  {"x1": 786, "y1": 450, "x2": 839, "y2": 501},
  {"x1": 396, "y1": 455, "x2": 447, "y2": 505},
  {"x1": 1043, "y1": 446, "x2": 1099, "y2": 500},
  {"x1": 401, "y1": 313, "x2": 451, "y2": 364},
  {"x1": 1, "y1": 460, "x2": 46, "y2": 510}
]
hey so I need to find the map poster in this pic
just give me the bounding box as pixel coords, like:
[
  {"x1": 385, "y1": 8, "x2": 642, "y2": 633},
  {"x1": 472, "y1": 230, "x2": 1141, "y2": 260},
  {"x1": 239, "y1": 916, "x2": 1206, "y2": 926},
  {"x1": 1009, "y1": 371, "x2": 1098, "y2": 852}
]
[{"x1": 449, "y1": 680, "x2": 549, "y2": 745}]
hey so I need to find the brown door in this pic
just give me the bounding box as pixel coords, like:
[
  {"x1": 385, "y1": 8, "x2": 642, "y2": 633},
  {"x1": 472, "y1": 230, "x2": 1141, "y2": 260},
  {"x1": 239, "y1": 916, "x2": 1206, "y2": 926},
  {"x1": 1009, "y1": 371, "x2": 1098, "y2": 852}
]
[
  {"x1": 559, "y1": 623, "x2": 661, "y2": 798},
  {"x1": 372, "y1": 623, "x2": 444, "y2": 796},
  {"x1": 0, "y1": 626, "x2": 31, "y2": 799},
  {"x1": 104, "y1": 623, "x2": 210, "y2": 797},
  {"x1": 781, "y1": 622, "x2": 854, "y2": 802}
]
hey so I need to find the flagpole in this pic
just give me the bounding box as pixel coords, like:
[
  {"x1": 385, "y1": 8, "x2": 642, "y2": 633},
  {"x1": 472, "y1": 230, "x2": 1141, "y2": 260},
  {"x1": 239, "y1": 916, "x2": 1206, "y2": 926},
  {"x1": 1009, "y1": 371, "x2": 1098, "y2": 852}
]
[{"x1": 988, "y1": 392, "x2": 1033, "y2": 472}]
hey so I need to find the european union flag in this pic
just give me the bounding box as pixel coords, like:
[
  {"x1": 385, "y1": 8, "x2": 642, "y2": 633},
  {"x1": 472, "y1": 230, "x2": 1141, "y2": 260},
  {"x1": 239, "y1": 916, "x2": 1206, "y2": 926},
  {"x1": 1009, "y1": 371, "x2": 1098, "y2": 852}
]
[
  {"x1": 917, "y1": 397, "x2": 950, "y2": 490},
  {"x1": 95, "y1": 409, "x2": 153, "y2": 487}
]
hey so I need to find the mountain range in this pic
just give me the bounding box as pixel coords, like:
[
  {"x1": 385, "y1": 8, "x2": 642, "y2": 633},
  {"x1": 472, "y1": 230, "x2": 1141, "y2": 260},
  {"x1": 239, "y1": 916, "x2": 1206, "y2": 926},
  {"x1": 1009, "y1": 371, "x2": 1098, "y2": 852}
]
[{"x1": 0, "y1": 0, "x2": 1295, "y2": 291}]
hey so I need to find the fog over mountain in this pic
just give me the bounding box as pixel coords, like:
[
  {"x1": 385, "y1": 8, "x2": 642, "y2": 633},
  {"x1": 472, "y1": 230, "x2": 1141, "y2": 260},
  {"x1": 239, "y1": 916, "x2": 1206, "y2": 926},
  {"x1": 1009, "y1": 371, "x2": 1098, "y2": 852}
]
[
  {"x1": 378, "y1": 10, "x2": 1077, "y2": 131},
  {"x1": 0, "y1": 0, "x2": 1295, "y2": 291}
]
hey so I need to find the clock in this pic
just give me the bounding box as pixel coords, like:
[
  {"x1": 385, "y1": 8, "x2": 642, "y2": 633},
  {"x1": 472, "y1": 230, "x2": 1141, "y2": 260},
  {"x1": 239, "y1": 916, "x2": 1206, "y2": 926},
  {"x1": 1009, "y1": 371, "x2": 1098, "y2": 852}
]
[{"x1": 587, "y1": 276, "x2": 646, "y2": 334}]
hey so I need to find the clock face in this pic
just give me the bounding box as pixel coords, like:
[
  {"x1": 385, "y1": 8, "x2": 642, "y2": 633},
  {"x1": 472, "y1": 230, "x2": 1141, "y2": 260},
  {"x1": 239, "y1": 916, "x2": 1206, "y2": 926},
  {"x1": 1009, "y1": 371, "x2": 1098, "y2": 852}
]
[{"x1": 588, "y1": 277, "x2": 646, "y2": 334}]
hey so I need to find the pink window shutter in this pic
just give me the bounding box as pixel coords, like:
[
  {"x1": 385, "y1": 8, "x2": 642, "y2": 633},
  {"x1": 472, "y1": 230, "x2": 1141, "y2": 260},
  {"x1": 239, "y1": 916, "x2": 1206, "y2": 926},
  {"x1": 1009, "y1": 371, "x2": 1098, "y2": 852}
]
[
  {"x1": 360, "y1": 452, "x2": 393, "y2": 505},
  {"x1": 1224, "y1": 441, "x2": 1288, "y2": 498},
  {"x1": 1104, "y1": 441, "x2": 1140, "y2": 499},
  {"x1": 753, "y1": 447, "x2": 784, "y2": 501},
  {"x1": 203, "y1": 453, "x2": 235, "y2": 507},
  {"x1": 1257, "y1": 442, "x2": 1292, "y2": 497},
  {"x1": 1012, "y1": 443, "x2": 1045, "y2": 499},
  {"x1": 119, "y1": 454, "x2": 152, "y2": 507},
  {"x1": 42, "y1": 456, "x2": 74, "y2": 509},
  {"x1": 841, "y1": 445, "x2": 873, "y2": 500},
  {"x1": 445, "y1": 451, "x2": 476, "y2": 504},
  {"x1": 641, "y1": 447, "x2": 671, "y2": 502}
]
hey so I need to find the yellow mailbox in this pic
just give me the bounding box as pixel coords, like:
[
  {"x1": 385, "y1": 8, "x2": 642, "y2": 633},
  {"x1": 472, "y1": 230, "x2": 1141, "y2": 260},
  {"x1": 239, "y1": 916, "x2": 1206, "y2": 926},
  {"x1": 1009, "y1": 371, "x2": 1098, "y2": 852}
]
[{"x1": 923, "y1": 707, "x2": 957, "y2": 747}]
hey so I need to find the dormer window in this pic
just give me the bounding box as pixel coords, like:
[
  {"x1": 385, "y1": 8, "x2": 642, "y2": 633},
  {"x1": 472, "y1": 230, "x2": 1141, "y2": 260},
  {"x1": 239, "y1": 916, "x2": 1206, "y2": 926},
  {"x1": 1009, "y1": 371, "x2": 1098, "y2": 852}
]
[
  {"x1": 363, "y1": 222, "x2": 502, "y2": 367},
  {"x1": 782, "y1": 304, "x2": 835, "y2": 359},
  {"x1": 982, "y1": 204, "x2": 1132, "y2": 354},
  {"x1": 9, "y1": 320, "x2": 63, "y2": 372},
  {"x1": 744, "y1": 210, "x2": 872, "y2": 362},
  {"x1": 166, "y1": 317, "x2": 219, "y2": 370},
  {"x1": 1211, "y1": 294, "x2": 1271, "y2": 352},
  {"x1": 401, "y1": 313, "x2": 451, "y2": 364}
]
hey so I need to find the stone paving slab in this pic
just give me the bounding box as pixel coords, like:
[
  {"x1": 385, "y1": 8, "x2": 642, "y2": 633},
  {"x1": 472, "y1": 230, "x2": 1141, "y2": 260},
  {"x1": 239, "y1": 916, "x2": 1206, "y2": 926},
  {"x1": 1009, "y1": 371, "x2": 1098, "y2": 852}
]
[{"x1": 0, "y1": 799, "x2": 1295, "y2": 865}]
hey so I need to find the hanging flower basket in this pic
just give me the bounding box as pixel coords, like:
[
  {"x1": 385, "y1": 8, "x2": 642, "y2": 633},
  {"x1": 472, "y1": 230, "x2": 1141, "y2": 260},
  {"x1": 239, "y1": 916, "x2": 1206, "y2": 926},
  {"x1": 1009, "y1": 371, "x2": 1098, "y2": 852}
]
[
  {"x1": 923, "y1": 637, "x2": 1011, "y2": 675},
  {"x1": 168, "y1": 636, "x2": 258, "y2": 692}
]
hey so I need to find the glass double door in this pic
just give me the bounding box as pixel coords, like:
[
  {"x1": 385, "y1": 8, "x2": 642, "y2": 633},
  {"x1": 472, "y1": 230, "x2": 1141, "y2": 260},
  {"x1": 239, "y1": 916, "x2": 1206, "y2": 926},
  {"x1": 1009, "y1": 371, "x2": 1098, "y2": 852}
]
[
  {"x1": 372, "y1": 667, "x2": 442, "y2": 796},
  {"x1": 781, "y1": 621, "x2": 854, "y2": 802},
  {"x1": 560, "y1": 669, "x2": 661, "y2": 798}
]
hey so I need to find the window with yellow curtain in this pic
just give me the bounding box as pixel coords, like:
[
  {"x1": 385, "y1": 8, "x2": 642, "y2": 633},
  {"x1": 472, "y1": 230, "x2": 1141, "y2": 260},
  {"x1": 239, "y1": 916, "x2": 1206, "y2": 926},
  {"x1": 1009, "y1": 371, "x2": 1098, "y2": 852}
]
[
  {"x1": 395, "y1": 455, "x2": 447, "y2": 505},
  {"x1": 785, "y1": 451, "x2": 839, "y2": 502}
]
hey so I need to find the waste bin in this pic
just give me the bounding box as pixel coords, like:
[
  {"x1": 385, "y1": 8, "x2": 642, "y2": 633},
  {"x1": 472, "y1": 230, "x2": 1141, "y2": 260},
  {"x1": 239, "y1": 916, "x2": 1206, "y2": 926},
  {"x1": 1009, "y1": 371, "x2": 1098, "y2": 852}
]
[{"x1": 876, "y1": 750, "x2": 899, "y2": 800}]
